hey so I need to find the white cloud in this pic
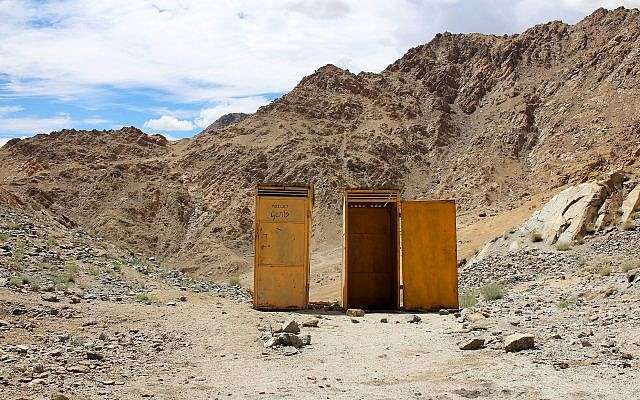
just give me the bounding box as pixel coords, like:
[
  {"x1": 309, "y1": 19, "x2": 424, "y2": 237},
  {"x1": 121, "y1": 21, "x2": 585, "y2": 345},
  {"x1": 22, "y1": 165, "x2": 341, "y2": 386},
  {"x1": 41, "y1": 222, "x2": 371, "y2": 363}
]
[
  {"x1": 143, "y1": 115, "x2": 194, "y2": 132},
  {"x1": 0, "y1": 106, "x2": 24, "y2": 114},
  {"x1": 2, "y1": 1, "x2": 637, "y2": 103},
  {"x1": 81, "y1": 117, "x2": 111, "y2": 125},
  {"x1": 0, "y1": 114, "x2": 72, "y2": 134},
  {"x1": 194, "y1": 96, "x2": 270, "y2": 128}
]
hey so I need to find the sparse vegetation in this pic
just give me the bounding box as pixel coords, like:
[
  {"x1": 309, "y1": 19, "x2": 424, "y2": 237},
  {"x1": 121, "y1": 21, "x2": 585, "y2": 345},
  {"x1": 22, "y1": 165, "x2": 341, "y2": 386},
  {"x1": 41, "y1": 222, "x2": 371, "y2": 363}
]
[
  {"x1": 576, "y1": 255, "x2": 587, "y2": 267},
  {"x1": 0, "y1": 232, "x2": 8, "y2": 242},
  {"x1": 111, "y1": 261, "x2": 124, "y2": 273},
  {"x1": 54, "y1": 262, "x2": 79, "y2": 287},
  {"x1": 529, "y1": 230, "x2": 543, "y2": 243},
  {"x1": 9, "y1": 274, "x2": 39, "y2": 290},
  {"x1": 557, "y1": 297, "x2": 577, "y2": 309},
  {"x1": 46, "y1": 235, "x2": 57, "y2": 247},
  {"x1": 621, "y1": 259, "x2": 639, "y2": 273},
  {"x1": 597, "y1": 261, "x2": 612, "y2": 277},
  {"x1": 555, "y1": 241, "x2": 570, "y2": 251},
  {"x1": 135, "y1": 293, "x2": 158, "y2": 304},
  {"x1": 9, "y1": 275, "x2": 28, "y2": 287},
  {"x1": 10, "y1": 239, "x2": 26, "y2": 270},
  {"x1": 458, "y1": 291, "x2": 477, "y2": 308},
  {"x1": 480, "y1": 282, "x2": 504, "y2": 301},
  {"x1": 228, "y1": 275, "x2": 242, "y2": 287}
]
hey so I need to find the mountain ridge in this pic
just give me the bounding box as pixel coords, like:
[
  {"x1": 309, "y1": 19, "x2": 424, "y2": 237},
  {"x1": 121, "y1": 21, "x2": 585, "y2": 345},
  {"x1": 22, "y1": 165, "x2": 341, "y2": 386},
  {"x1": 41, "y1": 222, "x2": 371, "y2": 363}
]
[{"x1": 1, "y1": 7, "x2": 639, "y2": 282}]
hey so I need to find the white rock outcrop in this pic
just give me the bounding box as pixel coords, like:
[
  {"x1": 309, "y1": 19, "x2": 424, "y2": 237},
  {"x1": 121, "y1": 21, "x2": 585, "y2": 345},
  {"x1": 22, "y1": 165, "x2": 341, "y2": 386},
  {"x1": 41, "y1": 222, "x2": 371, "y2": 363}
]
[
  {"x1": 521, "y1": 173, "x2": 624, "y2": 245},
  {"x1": 620, "y1": 186, "x2": 640, "y2": 229}
]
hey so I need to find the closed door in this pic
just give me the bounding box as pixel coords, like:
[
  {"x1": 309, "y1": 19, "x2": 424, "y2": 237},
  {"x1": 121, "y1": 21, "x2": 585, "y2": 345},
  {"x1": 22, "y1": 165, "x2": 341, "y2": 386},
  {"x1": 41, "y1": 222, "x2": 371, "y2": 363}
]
[{"x1": 254, "y1": 195, "x2": 309, "y2": 309}]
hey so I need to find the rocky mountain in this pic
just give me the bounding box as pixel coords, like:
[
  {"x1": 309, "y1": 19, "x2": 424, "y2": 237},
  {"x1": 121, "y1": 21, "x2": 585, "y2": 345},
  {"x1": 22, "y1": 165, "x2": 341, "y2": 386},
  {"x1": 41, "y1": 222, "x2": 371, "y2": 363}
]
[
  {"x1": 200, "y1": 113, "x2": 250, "y2": 135},
  {"x1": 1, "y1": 7, "x2": 640, "y2": 282}
]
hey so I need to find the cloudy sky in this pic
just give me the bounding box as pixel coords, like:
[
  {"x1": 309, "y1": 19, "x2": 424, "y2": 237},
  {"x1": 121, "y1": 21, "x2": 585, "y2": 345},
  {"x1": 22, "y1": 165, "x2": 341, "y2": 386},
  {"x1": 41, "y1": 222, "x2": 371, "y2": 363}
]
[{"x1": 1, "y1": 0, "x2": 639, "y2": 145}]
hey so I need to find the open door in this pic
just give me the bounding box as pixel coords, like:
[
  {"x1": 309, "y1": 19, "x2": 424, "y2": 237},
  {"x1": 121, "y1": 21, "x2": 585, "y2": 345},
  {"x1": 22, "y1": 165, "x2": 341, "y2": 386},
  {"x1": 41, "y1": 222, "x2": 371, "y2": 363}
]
[{"x1": 401, "y1": 200, "x2": 458, "y2": 310}]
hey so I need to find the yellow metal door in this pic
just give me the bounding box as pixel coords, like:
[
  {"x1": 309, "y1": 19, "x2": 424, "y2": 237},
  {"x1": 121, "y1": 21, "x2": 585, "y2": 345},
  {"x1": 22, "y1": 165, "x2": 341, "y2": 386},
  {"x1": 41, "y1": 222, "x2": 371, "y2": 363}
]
[
  {"x1": 401, "y1": 200, "x2": 458, "y2": 310},
  {"x1": 254, "y1": 191, "x2": 310, "y2": 310}
]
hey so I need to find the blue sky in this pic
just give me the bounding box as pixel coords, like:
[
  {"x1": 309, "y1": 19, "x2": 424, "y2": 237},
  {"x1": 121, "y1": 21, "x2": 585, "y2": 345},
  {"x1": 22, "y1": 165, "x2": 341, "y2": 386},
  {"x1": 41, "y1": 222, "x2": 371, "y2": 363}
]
[{"x1": 1, "y1": 0, "x2": 639, "y2": 146}]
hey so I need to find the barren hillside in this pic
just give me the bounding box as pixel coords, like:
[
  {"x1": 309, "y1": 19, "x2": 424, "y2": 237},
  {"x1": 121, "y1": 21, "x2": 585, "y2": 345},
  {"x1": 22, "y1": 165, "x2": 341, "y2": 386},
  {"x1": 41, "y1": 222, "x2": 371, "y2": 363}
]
[{"x1": 1, "y1": 7, "x2": 639, "y2": 284}]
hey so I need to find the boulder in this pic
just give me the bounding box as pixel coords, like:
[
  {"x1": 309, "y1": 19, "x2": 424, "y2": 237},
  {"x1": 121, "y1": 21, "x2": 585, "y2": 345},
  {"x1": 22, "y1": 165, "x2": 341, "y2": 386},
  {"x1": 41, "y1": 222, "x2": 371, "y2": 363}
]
[
  {"x1": 458, "y1": 337, "x2": 485, "y2": 350},
  {"x1": 522, "y1": 174, "x2": 623, "y2": 244},
  {"x1": 620, "y1": 186, "x2": 640, "y2": 229},
  {"x1": 406, "y1": 314, "x2": 422, "y2": 323},
  {"x1": 302, "y1": 319, "x2": 319, "y2": 328},
  {"x1": 504, "y1": 333, "x2": 535, "y2": 352},
  {"x1": 277, "y1": 319, "x2": 300, "y2": 334},
  {"x1": 276, "y1": 333, "x2": 304, "y2": 348},
  {"x1": 41, "y1": 293, "x2": 59, "y2": 302},
  {"x1": 346, "y1": 309, "x2": 365, "y2": 317}
]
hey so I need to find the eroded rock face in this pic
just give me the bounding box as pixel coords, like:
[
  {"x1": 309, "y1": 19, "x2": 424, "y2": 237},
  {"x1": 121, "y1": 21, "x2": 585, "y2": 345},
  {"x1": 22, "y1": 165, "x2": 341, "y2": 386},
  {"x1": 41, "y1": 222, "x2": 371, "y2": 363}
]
[
  {"x1": 521, "y1": 173, "x2": 626, "y2": 245},
  {"x1": 620, "y1": 187, "x2": 640, "y2": 229}
]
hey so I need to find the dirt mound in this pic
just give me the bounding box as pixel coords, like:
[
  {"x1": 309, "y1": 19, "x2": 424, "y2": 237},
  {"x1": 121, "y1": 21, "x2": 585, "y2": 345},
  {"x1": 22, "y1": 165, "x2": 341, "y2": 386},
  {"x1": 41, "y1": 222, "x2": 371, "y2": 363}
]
[{"x1": 1, "y1": 8, "x2": 640, "y2": 284}]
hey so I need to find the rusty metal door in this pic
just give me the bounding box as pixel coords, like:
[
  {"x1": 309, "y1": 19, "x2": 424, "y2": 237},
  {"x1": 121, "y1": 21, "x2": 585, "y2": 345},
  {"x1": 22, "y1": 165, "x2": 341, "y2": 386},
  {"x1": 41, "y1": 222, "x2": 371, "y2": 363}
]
[
  {"x1": 254, "y1": 185, "x2": 311, "y2": 310},
  {"x1": 401, "y1": 200, "x2": 458, "y2": 310}
]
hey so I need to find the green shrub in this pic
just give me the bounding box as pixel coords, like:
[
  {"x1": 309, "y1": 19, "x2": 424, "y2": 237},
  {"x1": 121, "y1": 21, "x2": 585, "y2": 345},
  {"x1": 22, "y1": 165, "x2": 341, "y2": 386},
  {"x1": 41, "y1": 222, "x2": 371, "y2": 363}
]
[
  {"x1": 576, "y1": 255, "x2": 587, "y2": 267},
  {"x1": 555, "y1": 241, "x2": 570, "y2": 251},
  {"x1": 557, "y1": 297, "x2": 577, "y2": 309},
  {"x1": 54, "y1": 263, "x2": 79, "y2": 286},
  {"x1": 135, "y1": 293, "x2": 157, "y2": 304},
  {"x1": 228, "y1": 276, "x2": 241, "y2": 287},
  {"x1": 9, "y1": 274, "x2": 39, "y2": 290},
  {"x1": 458, "y1": 291, "x2": 477, "y2": 308},
  {"x1": 111, "y1": 261, "x2": 124, "y2": 273},
  {"x1": 10, "y1": 239, "x2": 26, "y2": 270},
  {"x1": 0, "y1": 232, "x2": 8, "y2": 242},
  {"x1": 597, "y1": 262, "x2": 612, "y2": 277},
  {"x1": 480, "y1": 282, "x2": 504, "y2": 301},
  {"x1": 46, "y1": 235, "x2": 57, "y2": 247},
  {"x1": 9, "y1": 275, "x2": 28, "y2": 287}
]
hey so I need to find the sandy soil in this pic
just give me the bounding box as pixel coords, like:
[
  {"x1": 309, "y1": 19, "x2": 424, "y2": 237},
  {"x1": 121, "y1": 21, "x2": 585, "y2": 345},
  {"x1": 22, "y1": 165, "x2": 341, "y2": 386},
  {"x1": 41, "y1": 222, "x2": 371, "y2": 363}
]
[{"x1": 2, "y1": 287, "x2": 637, "y2": 400}]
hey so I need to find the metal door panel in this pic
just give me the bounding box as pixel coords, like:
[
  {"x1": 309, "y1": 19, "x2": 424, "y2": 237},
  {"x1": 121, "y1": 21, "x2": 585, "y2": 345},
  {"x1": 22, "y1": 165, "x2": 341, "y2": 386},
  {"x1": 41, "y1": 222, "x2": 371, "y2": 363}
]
[
  {"x1": 254, "y1": 190, "x2": 310, "y2": 310},
  {"x1": 401, "y1": 200, "x2": 458, "y2": 310}
]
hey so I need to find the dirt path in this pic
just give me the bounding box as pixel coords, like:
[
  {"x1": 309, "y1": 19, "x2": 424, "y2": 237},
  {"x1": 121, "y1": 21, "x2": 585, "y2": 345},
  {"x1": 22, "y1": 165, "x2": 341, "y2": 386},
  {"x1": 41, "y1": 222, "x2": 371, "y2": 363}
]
[{"x1": 4, "y1": 287, "x2": 634, "y2": 400}]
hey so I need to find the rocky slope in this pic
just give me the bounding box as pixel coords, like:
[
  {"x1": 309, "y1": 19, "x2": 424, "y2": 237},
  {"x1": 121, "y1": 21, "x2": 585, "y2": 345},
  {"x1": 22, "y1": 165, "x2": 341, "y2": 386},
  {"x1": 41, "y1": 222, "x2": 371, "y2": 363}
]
[{"x1": 1, "y1": 7, "x2": 640, "y2": 281}]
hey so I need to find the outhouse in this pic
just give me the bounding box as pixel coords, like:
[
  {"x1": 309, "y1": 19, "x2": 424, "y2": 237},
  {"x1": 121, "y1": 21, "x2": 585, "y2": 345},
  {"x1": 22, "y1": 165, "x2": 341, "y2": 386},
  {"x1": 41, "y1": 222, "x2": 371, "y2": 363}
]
[
  {"x1": 342, "y1": 188, "x2": 458, "y2": 311},
  {"x1": 253, "y1": 184, "x2": 313, "y2": 310}
]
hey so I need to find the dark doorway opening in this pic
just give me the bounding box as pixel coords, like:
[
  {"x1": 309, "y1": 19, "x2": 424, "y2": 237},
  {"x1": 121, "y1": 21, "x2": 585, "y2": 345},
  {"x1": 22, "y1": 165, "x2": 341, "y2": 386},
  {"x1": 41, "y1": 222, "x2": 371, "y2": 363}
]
[{"x1": 345, "y1": 203, "x2": 399, "y2": 310}]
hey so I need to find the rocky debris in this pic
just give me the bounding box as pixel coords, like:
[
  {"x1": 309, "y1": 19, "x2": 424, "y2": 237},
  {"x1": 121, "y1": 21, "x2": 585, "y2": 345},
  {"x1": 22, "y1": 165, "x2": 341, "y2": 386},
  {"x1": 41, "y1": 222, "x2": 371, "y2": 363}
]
[
  {"x1": 41, "y1": 293, "x2": 59, "y2": 302},
  {"x1": 504, "y1": 333, "x2": 535, "y2": 352},
  {"x1": 260, "y1": 321, "x2": 311, "y2": 354},
  {"x1": 0, "y1": 205, "x2": 252, "y2": 306},
  {"x1": 277, "y1": 319, "x2": 300, "y2": 334},
  {"x1": 346, "y1": 309, "x2": 365, "y2": 317},
  {"x1": 459, "y1": 338, "x2": 485, "y2": 350},
  {"x1": 302, "y1": 319, "x2": 319, "y2": 328},
  {"x1": 462, "y1": 248, "x2": 580, "y2": 289},
  {"x1": 406, "y1": 314, "x2": 422, "y2": 324},
  {"x1": 380, "y1": 318, "x2": 388, "y2": 323}
]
